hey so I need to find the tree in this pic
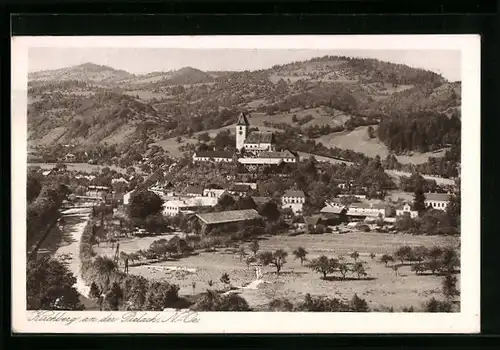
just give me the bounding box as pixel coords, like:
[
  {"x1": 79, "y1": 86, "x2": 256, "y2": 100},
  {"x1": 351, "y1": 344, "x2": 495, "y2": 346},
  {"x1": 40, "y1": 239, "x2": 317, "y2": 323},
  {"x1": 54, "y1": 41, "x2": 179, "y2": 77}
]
[
  {"x1": 308, "y1": 256, "x2": 338, "y2": 279},
  {"x1": 367, "y1": 126, "x2": 376, "y2": 139},
  {"x1": 338, "y1": 263, "x2": 349, "y2": 280},
  {"x1": 143, "y1": 281, "x2": 180, "y2": 310},
  {"x1": 245, "y1": 256, "x2": 256, "y2": 269},
  {"x1": 351, "y1": 262, "x2": 368, "y2": 279},
  {"x1": 442, "y1": 274, "x2": 459, "y2": 300},
  {"x1": 89, "y1": 281, "x2": 101, "y2": 301},
  {"x1": 105, "y1": 282, "x2": 123, "y2": 311},
  {"x1": 425, "y1": 297, "x2": 453, "y2": 312},
  {"x1": 413, "y1": 185, "x2": 426, "y2": 216},
  {"x1": 411, "y1": 263, "x2": 425, "y2": 275},
  {"x1": 269, "y1": 298, "x2": 294, "y2": 311},
  {"x1": 128, "y1": 190, "x2": 164, "y2": 220},
  {"x1": 350, "y1": 294, "x2": 369, "y2": 312},
  {"x1": 394, "y1": 246, "x2": 412, "y2": 264},
  {"x1": 27, "y1": 257, "x2": 83, "y2": 310},
  {"x1": 259, "y1": 200, "x2": 281, "y2": 222},
  {"x1": 238, "y1": 246, "x2": 246, "y2": 262},
  {"x1": 370, "y1": 252, "x2": 376, "y2": 260},
  {"x1": 413, "y1": 246, "x2": 429, "y2": 262},
  {"x1": 27, "y1": 173, "x2": 42, "y2": 202},
  {"x1": 425, "y1": 259, "x2": 442, "y2": 274},
  {"x1": 250, "y1": 240, "x2": 260, "y2": 256},
  {"x1": 215, "y1": 194, "x2": 237, "y2": 211},
  {"x1": 259, "y1": 249, "x2": 288, "y2": 276},
  {"x1": 190, "y1": 290, "x2": 251, "y2": 311},
  {"x1": 350, "y1": 251, "x2": 360, "y2": 262},
  {"x1": 380, "y1": 254, "x2": 394, "y2": 266},
  {"x1": 220, "y1": 273, "x2": 231, "y2": 286},
  {"x1": 292, "y1": 247, "x2": 308, "y2": 266},
  {"x1": 441, "y1": 247, "x2": 460, "y2": 273}
]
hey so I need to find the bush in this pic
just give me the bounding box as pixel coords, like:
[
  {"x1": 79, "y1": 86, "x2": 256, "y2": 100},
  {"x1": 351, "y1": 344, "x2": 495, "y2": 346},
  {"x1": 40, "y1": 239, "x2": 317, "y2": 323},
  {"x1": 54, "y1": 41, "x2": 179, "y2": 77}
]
[
  {"x1": 190, "y1": 290, "x2": 251, "y2": 311},
  {"x1": 268, "y1": 298, "x2": 294, "y2": 311},
  {"x1": 424, "y1": 298, "x2": 453, "y2": 312}
]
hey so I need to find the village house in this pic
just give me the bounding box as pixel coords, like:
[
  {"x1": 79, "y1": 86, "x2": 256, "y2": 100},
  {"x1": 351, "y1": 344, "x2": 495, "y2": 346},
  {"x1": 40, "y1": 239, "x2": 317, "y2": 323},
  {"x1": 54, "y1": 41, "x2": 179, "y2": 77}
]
[
  {"x1": 252, "y1": 196, "x2": 272, "y2": 206},
  {"x1": 304, "y1": 213, "x2": 344, "y2": 230},
  {"x1": 281, "y1": 189, "x2": 306, "y2": 215},
  {"x1": 338, "y1": 194, "x2": 367, "y2": 200},
  {"x1": 64, "y1": 153, "x2": 76, "y2": 162},
  {"x1": 234, "y1": 181, "x2": 258, "y2": 190},
  {"x1": 163, "y1": 196, "x2": 217, "y2": 216},
  {"x1": 112, "y1": 177, "x2": 129, "y2": 185},
  {"x1": 195, "y1": 209, "x2": 263, "y2": 235},
  {"x1": 192, "y1": 151, "x2": 234, "y2": 163},
  {"x1": 203, "y1": 188, "x2": 227, "y2": 198},
  {"x1": 185, "y1": 185, "x2": 204, "y2": 197},
  {"x1": 425, "y1": 193, "x2": 451, "y2": 210},
  {"x1": 123, "y1": 191, "x2": 133, "y2": 205},
  {"x1": 87, "y1": 185, "x2": 111, "y2": 198},
  {"x1": 347, "y1": 202, "x2": 386, "y2": 219},
  {"x1": 228, "y1": 184, "x2": 252, "y2": 196},
  {"x1": 395, "y1": 202, "x2": 419, "y2": 218}
]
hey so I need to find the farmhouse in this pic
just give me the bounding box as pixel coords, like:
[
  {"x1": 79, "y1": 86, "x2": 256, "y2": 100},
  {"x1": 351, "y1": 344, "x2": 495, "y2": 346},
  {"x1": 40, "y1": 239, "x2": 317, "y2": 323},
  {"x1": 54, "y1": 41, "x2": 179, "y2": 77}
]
[
  {"x1": 192, "y1": 151, "x2": 234, "y2": 163},
  {"x1": 163, "y1": 196, "x2": 217, "y2": 216},
  {"x1": 347, "y1": 202, "x2": 386, "y2": 218},
  {"x1": 195, "y1": 209, "x2": 263, "y2": 234},
  {"x1": 185, "y1": 185, "x2": 204, "y2": 197},
  {"x1": 281, "y1": 189, "x2": 305, "y2": 215},
  {"x1": 112, "y1": 177, "x2": 129, "y2": 185},
  {"x1": 64, "y1": 153, "x2": 76, "y2": 162},
  {"x1": 203, "y1": 188, "x2": 227, "y2": 198},
  {"x1": 396, "y1": 202, "x2": 419, "y2": 218},
  {"x1": 228, "y1": 184, "x2": 252, "y2": 196},
  {"x1": 87, "y1": 185, "x2": 111, "y2": 198},
  {"x1": 425, "y1": 193, "x2": 451, "y2": 210}
]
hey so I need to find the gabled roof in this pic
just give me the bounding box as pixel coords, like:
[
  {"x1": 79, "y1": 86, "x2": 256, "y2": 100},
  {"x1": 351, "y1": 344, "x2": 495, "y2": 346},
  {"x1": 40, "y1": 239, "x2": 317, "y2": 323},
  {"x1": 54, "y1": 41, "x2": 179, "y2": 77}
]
[
  {"x1": 252, "y1": 196, "x2": 271, "y2": 205},
  {"x1": 196, "y1": 209, "x2": 261, "y2": 225},
  {"x1": 257, "y1": 150, "x2": 295, "y2": 159},
  {"x1": 194, "y1": 151, "x2": 234, "y2": 159},
  {"x1": 320, "y1": 206, "x2": 345, "y2": 214},
  {"x1": 245, "y1": 132, "x2": 274, "y2": 144},
  {"x1": 229, "y1": 184, "x2": 251, "y2": 192},
  {"x1": 237, "y1": 112, "x2": 250, "y2": 126},
  {"x1": 185, "y1": 185, "x2": 204, "y2": 195},
  {"x1": 425, "y1": 193, "x2": 451, "y2": 201},
  {"x1": 283, "y1": 190, "x2": 305, "y2": 198}
]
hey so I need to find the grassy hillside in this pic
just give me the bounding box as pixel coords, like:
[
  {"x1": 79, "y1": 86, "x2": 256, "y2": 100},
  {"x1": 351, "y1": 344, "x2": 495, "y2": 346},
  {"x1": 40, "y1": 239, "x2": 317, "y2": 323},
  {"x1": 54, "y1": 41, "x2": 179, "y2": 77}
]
[{"x1": 27, "y1": 55, "x2": 461, "y2": 163}]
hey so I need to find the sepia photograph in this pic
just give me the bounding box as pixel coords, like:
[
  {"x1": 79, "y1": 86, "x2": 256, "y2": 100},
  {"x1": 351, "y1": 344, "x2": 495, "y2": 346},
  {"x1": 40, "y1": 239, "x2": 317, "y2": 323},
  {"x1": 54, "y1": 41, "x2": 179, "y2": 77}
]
[{"x1": 12, "y1": 35, "x2": 480, "y2": 333}]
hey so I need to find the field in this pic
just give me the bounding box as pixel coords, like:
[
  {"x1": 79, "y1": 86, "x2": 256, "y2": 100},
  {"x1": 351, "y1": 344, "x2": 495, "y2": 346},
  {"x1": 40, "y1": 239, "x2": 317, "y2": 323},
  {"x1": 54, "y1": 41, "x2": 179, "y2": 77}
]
[
  {"x1": 28, "y1": 162, "x2": 129, "y2": 174},
  {"x1": 318, "y1": 126, "x2": 448, "y2": 165},
  {"x1": 98, "y1": 231, "x2": 459, "y2": 311}
]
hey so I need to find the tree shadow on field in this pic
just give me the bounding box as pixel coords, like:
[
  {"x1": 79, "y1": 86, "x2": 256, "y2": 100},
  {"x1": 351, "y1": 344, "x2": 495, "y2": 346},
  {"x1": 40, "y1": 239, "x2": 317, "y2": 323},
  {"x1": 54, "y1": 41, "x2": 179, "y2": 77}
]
[
  {"x1": 323, "y1": 276, "x2": 377, "y2": 282},
  {"x1": 263, "y1": 271, "x2": 309, "y2": 277}
]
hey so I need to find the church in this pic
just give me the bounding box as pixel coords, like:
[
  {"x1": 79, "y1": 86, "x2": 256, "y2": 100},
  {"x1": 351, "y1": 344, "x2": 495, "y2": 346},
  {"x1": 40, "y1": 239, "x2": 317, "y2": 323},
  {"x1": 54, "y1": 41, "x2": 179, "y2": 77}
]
[{"x1": 236, "y1": 112, "x2": 276, "y2": 152}]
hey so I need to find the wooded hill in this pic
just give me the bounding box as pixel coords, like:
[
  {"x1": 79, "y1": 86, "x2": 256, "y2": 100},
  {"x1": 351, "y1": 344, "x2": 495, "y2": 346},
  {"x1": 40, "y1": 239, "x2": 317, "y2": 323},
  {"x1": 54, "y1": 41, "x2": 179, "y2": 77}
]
[{"x1": 27, "y1": 55, "x2": 461, "y2": 160}]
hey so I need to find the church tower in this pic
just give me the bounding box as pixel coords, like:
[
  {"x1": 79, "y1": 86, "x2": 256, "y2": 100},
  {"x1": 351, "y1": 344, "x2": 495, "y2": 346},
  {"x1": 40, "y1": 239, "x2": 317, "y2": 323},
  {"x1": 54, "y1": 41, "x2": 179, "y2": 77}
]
[{"x1": 236, "y1": 112, "x2": 249, "y2": 151}]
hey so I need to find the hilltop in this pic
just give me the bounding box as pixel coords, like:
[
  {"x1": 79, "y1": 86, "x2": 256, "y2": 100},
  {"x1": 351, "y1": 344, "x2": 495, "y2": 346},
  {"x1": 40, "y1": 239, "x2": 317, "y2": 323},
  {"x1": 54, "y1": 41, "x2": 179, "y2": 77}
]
[
  {"x1": 27, "y1": 55, "x2": 461, "y2": 165},
  {"x1": 29, "y1": 62, "x2": 135, "y2": 85}
]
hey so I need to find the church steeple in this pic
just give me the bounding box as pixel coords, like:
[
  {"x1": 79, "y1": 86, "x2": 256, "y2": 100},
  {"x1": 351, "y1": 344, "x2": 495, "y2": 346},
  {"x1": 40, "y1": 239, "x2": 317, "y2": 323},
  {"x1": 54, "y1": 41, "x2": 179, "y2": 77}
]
[
  {"x1": 237, "y1": 112, "x2": 250, "y2": 126},
  {"x1": 236, "y1": 112, "x2": 249, "y2": 151}
]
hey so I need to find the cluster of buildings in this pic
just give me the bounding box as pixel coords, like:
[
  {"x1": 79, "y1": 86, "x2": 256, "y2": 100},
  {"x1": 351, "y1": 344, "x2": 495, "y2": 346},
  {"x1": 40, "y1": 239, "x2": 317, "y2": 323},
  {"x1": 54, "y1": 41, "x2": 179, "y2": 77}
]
[
  {"x1": 320, "y1": 192, "x2": 452, "y2": 222},
  {"x1": 192, "y1": 113, "x2": 299, "y2": 168}
]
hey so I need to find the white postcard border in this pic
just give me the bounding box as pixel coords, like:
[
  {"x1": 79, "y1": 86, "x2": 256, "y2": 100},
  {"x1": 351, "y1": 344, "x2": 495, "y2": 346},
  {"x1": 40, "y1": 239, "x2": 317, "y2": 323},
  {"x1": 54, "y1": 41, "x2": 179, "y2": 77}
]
[{"x1": 11, "y1": 34, "x2": 480, "y2": 334}]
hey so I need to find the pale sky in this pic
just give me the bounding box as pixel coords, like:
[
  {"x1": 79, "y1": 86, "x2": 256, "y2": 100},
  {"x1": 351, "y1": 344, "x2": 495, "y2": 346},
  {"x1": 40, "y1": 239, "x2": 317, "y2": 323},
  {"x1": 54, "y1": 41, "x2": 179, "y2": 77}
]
[{"x1": 28, "y1": 48, "x2": 461, "y2": 82}]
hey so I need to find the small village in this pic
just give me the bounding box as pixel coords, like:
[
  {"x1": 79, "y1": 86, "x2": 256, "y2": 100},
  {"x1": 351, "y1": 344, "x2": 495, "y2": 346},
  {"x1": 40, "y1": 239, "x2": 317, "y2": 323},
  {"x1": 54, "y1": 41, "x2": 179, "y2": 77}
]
[{"x1": 28, "y1": 113, "x2": 460, "y2": 313}]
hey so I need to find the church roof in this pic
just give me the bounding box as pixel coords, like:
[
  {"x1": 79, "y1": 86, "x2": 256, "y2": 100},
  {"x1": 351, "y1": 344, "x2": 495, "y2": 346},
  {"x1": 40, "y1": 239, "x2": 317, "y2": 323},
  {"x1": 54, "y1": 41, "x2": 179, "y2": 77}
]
[
  {"x1": 237, "y1": 112, "x2": 250, "y2": 126},
  {"x1": 245, "y1": 131, "x2": 274, "y2": 144}
]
